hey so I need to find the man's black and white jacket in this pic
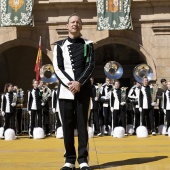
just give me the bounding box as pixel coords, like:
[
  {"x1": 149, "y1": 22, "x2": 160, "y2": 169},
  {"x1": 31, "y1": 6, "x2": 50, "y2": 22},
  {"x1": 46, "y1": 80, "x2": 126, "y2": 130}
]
[
  {"x1": 128, "y1": 85, "x2": 140, "y2": 108},
  {"x1": 162, "y1": 90, "x2": 170, "y2": 111},
  {"x1": 53, "y1": 37, "x2": 95, "y2": 100},
  {"x1": 110, "y1": 88, "x2": 121, "y2": 110},
  {"x1": 27, "y1": 88, "x2": 43, "y2": 111},
  {"x1": 1, "y1": 92, "x2": 17, "y2": 113},
  {"x1": 99, "y1": 83, "x2": 112, "y2": 107},
  {"x1": 139, "y1": 85, "x2": 152, "y2": 109}
]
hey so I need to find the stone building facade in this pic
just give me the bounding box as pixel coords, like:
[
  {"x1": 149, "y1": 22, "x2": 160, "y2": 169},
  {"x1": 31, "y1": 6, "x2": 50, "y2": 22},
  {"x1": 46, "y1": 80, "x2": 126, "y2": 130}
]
[{"x1": 0, "y1": 0, "x2": 170, "y2": 92}]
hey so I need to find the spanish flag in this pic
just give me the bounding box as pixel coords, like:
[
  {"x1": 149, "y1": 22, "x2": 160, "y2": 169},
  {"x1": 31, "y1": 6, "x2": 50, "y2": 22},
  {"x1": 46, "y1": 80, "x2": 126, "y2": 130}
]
[{"x1": 34, "y1": 36, "x2": 42, "y2": 81}]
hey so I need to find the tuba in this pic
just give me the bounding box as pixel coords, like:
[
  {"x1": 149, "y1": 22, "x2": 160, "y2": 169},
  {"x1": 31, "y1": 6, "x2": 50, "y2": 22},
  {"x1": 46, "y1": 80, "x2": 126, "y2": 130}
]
[
  {"x1": 40, "y1": 64, "x2": 57, "y2": 83},
  {"x1": 104, "y1": 61, "x2": 123, "y2": 80},
  {"x1": 133, "y1": 64, "x2": 153, "y2": 84}
]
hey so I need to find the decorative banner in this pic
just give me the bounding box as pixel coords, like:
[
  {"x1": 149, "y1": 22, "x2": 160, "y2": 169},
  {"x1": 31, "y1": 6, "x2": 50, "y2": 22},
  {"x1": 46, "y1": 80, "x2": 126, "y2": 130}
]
[
  {"x1": 97, "y1": 0, "x2": 133, "y2": 30},
  {"x1": 1, "y1": 0, "x2": 34, "y2": 26}
]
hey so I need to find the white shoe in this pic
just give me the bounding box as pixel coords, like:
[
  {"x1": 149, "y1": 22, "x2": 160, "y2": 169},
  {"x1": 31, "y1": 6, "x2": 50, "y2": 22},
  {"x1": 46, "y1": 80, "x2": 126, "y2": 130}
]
[
  {"x1": 97, "y1": 132, "x2": 102, "y2": 136},
  {"x1": 104, "y1": 130, "x2": 108, "y2": 135},
  {"x1": 152, "y1": 132, "x2": 156, "y2": 136}
]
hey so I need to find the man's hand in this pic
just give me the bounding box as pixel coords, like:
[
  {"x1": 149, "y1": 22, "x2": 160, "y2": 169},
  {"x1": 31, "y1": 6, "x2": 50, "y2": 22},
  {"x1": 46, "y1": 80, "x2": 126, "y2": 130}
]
[{"x1": 68, "y1": 81, "x2": 81, "y2": 94}]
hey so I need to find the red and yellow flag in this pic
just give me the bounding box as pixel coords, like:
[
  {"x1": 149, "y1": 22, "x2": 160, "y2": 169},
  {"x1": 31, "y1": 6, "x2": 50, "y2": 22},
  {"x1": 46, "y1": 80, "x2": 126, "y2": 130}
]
[{"x1": 34, "y1": 36, "x2": 42, "y2": 81}]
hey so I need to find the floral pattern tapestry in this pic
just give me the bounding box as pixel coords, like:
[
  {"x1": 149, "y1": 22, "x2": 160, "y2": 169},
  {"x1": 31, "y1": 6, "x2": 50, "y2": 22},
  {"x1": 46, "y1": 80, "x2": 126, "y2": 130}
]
[
  {"x1": 97, "y1": 0, "x2": 133, "y2": 30},
  {"x1": 1, "y1": 0, "x2": 34, "y2": 26}
]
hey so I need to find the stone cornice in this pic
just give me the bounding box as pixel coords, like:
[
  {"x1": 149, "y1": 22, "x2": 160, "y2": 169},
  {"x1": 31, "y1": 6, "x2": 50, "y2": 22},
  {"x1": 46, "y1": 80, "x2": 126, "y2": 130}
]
[
  {"x1": 152, "y1": 26, "x2": 170, "y2": 35},
  {"x1": 36, "y1": 0, "x2": 170, "y2": 3}
]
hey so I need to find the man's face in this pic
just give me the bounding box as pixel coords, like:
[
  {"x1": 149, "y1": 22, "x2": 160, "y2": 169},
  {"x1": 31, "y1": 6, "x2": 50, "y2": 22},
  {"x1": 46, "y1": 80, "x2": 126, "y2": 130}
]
[
  {"x1": 33, "y1": 81, "x2": 38, "y2": 88},
  {"x1": 106, "y1": 78, "x2": 111, "y2": 85},
  {"x1": 8, "y1": 85, "x2": 13, "y2": 92},
  {"x1": 67, "y1": 16, "x2": 82, "y2": 35},
  {"x1": 167, "y1": 82, "x2": 170, "y2": 89},
  {"x1": 162, "y1": 81, "x2": 167, "y2": 86},
  {"x1": 143, "y1": 78, "x2": 148, "y2": 86},
  {"x1": 39, "y1": 81, "x2": 44, "y2": 87},
  {"x1": 90, "y1": 78, "x2": 94, "y2": 85},
  {"x1": 114, "y1": 82, "x2": 120, "y2": 89}
]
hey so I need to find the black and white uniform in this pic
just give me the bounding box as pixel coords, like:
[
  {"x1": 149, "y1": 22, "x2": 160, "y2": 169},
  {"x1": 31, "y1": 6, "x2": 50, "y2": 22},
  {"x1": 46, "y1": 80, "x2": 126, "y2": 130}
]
[
  {"x1": 99, "y1": 84, "x2": 112, "y2": 133},
  {"x1": 139, "y1": 85, "x2": 155, "y2": 132},
  {"x1": 51, "y1": 87, "x2": 61, "y2": 130},
  {"x1": 110, "y1": 88, "x2": 126, "y2": 131},
  {"x1": 15, "y1": 89, "x2": 24, "y2": 134},
  {"x1": 157, "y1": 86, "x2": 167, "y2": 126},
  {"x1": 1, "y1": 92, "x2": 17, "y2": 133},
  {"x1": 162, "y1": 90, "x2": 170, "y2": 132},
  {"x1": 53, "y1": 37, "x2": 94, "y2": 165},
  {"x1": 27, "y1": 88, "x2": 43, "y2": 136},
  {"x1": 89, "y1": 85, "x2": 100, "y2": 134},
  {"x1": 128, "y1": 85, "x2": 140, "y2": 130},
  {"x1": 40, "y1": 86, "x2": 51, "y2": 135}
]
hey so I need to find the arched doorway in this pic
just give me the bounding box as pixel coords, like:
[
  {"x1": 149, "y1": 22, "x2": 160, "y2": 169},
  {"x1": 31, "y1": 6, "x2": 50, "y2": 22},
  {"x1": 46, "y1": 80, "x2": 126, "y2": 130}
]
[
  {"x1": 0, "y1": 46, "x2": 52, "y2": 94},
  {"x1": 94, "y1": 43, "x2": 147, "y2": 87}
]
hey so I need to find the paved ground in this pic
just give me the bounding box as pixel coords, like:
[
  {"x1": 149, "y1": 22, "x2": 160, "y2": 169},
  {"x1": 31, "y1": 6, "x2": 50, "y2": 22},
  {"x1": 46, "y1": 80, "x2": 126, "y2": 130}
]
[{"x1": 0, "y1": 135, "x2": 170, "y2": 170}]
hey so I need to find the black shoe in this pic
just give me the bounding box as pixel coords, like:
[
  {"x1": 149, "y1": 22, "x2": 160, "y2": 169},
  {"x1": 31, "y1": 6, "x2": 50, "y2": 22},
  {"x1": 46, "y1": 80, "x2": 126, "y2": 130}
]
[
  {"x1": 17, "y1": 131, "x2": 22, "y2": 136},
  {"x1": 60, "y1": 167, "x2": 75, "y2": 170},
  {"x1": 80, "y1": 167, "x2": 91, "y2": 170},
  {"x1": 45, "y1": 133, "x2": 51, "y2": 137},
  {"x1": 29, "y1": 135, "x2": 33, "y2": 139}
]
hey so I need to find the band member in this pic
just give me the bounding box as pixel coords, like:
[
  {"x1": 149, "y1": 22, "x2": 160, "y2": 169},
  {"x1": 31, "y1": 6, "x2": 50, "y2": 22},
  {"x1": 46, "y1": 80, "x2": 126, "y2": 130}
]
[
  {"x1": 1, "y1": 83, "x2": 17, "y2": 136},
  {"x1": 13, "y1": 86, "x2": 24, "y2": 135},
  {"x1": 139, "y1": 76, "x2": 156, "y2": 135},
  {"x1": 128, "y1": 81, "x2": 141, "y2": 132},
  {"x1": 110, "y1": 80, "x2": 127, "y2": 135},
  {"x1": 88, "y1": 77, "x2": 101, "y2": 136},
  {"x1": 51, "y1": 82, "x2": 62, "y2": 132},
  {"x1": 162, "y1": 81, "x2": 170, "y2": 135},
  {"x1": 39, "y1": 80, "x2": 52, "y2": 136},
  {"x1": 157, "y1": 79, "x2": 167, "y2": 126},
  {"x1": 99, "y1": 77, "x2": 112, "y2": 135},
  {"x1": 27, "y1": 80, "x2": 43, "y2": 138},
  {"x1": 53, "y1": 14, "x2": 94, "y2": 170}
]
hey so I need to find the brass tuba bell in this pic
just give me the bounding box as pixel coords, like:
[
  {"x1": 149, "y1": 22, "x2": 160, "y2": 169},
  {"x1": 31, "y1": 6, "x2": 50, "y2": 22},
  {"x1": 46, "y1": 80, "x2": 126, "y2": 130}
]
[
  {"x1": 104, "y1": 61, "x2": 123, "y2": 79},
  {"x1": 40, "y1": 64, "x2": 57, "y2": 83},
  {"x1": 133, "y1": 64, "x2": 153, "y2": 83}
]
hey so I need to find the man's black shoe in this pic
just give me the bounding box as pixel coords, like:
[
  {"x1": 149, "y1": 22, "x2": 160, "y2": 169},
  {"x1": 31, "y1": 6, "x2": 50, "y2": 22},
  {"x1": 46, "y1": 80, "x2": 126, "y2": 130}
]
[{"x1": 80, "y1": 167, "x2": 91, "y2": 170}]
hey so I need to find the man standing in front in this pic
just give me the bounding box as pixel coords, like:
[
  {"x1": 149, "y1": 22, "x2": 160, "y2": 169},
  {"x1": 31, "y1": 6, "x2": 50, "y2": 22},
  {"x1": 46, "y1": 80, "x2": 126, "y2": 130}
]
[{"x1": 53, "y1": 14, "x2": 95, "y2": 170}]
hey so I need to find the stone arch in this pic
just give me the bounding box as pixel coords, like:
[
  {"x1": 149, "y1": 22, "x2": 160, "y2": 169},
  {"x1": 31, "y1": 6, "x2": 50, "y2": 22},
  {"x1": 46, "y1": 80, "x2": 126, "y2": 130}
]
[
  {"x1": 0, "y1": 38, "x2": 53, "y2": 60},
  {"x1": 94, "y1": 37, "x2": 157, "y2": 81}
]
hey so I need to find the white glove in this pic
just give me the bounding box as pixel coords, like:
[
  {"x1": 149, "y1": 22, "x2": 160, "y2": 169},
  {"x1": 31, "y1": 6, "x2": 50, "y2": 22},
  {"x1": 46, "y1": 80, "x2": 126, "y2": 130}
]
[
  {"x1": 52, "y1": 108, "x2": 56, "y2": 113},
  {"x1": 11, "y1": 103, "x2": 16, "y2": 107},
  {"x1": 120, "y1": 102, "x2": 126, "y2": 106},
  {"x1": 139, "y1": 107, "x2": 142, "y2": 112},
  {"x1": 95, "y1": 97, "x2": 98, "y2": 101},
  {"x1": 28, "y1": 111, "x2": 31, "y2": 115},
  {"x1": 164, "y1": 109, "x2": 166, "y2": 114},
  {"x1": 151, "y1": 102, "x2": 157, "y2": 106},
  {"x1": 41, "y1": 102, "x2": 45, "y2": 106},
  {"x1": 101, "y1": 96, "x2": 109, "y2": 100},
  {"x1": 110, "y1": 107, "x2": 114, "y2": 112},
  {"x1": 1, "y1": 111, "x2": 5, "y2": 116}
]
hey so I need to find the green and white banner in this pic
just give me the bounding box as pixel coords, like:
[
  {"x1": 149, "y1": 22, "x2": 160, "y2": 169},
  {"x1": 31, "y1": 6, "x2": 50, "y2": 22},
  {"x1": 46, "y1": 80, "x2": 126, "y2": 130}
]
[
  {"x1": 1, "y1": 0, "x2": 34, "y2": 26},
  {"x1": 97, "y1": 0, "x2": 133, "y2": 30}
]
